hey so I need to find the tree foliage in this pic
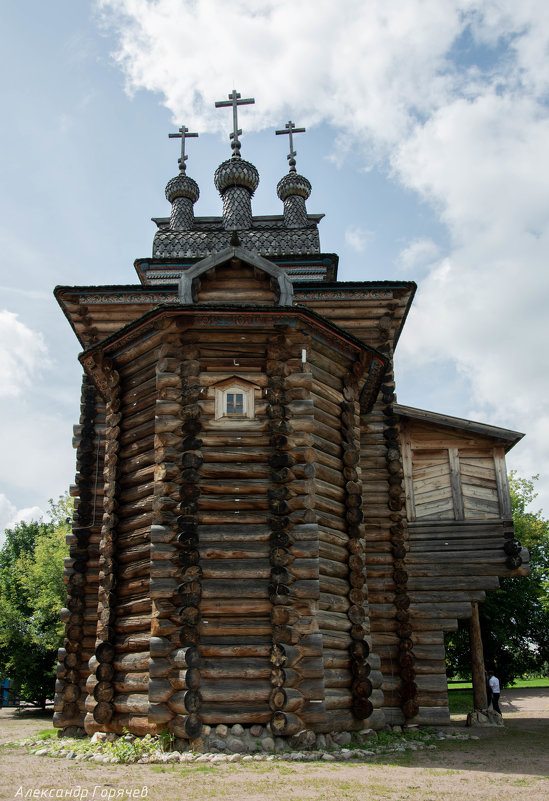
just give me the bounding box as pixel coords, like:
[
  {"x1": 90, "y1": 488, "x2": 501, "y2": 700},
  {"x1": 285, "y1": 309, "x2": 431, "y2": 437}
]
[
  {"x1": 445, "y1": 474, "x2": 549, "y2": 686},
  {"x1": 0, "y1": 495, "x2": 71, "y2": 706}
]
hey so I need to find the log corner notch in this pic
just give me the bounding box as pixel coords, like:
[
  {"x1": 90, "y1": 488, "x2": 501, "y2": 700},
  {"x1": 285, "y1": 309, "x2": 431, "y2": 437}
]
[{"x1": 54, "y1": 374, "x2": 102, "y2": 735}]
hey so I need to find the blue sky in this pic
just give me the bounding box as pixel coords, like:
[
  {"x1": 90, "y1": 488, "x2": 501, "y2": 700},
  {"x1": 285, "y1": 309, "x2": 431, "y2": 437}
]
[{"x1": 1, "y1": 0, "x2": 549, "y2": 535}]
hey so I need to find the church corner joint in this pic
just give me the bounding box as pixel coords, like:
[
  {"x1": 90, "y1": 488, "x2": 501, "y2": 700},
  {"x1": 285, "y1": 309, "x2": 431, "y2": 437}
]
[{"x1": 53, "y1": 91, "x2": 528, "y2": 742}]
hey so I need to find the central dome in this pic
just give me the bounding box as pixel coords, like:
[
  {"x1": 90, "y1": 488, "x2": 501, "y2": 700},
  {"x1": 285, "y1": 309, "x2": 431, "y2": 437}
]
[{"x1": 214, "y1": 157, "x2": 259, "y2": 196}]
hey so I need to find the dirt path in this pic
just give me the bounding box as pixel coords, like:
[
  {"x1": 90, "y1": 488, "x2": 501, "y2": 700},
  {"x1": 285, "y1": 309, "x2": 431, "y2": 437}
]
[{"x1": 1, "y1": 689, "x2": 548, "y2": 801}]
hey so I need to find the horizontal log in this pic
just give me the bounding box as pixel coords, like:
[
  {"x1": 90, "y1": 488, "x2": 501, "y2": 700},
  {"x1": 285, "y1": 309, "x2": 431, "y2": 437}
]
[
  {"x1": 113, "y1": 673, "x2": 149, "y2": 693},
  {"x1": 113, "y1": 652, "x2": 149, "y2": 671}
]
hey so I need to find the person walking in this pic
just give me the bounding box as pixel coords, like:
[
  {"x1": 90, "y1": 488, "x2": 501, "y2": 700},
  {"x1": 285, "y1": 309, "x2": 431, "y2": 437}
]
[{"x1": 488, "y1": 669, "x2": 502, "y2": 715}]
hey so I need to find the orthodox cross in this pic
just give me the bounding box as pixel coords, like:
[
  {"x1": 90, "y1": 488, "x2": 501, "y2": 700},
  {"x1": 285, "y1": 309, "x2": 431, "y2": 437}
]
[
  {"x1": 168, "y1": 125, "x2": 199, "y2": 172},
  {"x1": 275, "y1": 120, "x2": 306, "y2": 172},
  {"x1": 215, "y1": 89, "x2": 255, "y2": 157}
]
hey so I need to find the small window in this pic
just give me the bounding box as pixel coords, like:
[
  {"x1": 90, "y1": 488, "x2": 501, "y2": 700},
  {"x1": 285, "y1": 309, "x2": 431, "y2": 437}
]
[
  {"x1": 226, "y1": 392, "x2": 244, "y2": 415},
  {"x1": 213, "y1": 377, "x2": 258, "y2": 422}
]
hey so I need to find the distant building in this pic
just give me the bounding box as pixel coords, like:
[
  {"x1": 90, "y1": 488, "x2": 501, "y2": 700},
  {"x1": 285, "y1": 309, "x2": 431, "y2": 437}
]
[{"x1": 54, "y1": 95, "x2": 527, "y2": 742}]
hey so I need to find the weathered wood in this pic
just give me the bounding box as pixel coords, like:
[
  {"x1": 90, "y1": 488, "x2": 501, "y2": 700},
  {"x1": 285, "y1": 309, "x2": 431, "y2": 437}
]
[{"x1": 469, "y1": 601, "x2": 488, "y2": 710}]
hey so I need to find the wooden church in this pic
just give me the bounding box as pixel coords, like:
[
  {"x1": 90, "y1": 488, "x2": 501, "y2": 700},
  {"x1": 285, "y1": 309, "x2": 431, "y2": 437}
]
[{"x1": 53, "y1": 92, "x2": 528, "y2": 742}]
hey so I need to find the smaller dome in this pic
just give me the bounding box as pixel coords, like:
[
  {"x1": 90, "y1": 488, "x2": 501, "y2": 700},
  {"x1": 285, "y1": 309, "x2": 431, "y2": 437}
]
[
  {"x1": 165, "y1": 173, "x2": 200, "y2": 204},
  {"x1": 277, "y1": 172, "x2": 311, "y2": 202},
  {"x1": 214, "y1": 158, "x2": 259, "y2": 196}
]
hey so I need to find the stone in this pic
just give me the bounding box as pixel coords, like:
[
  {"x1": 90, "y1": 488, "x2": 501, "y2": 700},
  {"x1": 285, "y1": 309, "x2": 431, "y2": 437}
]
[
  {"x1": 290, "y1": 729, "x2": 316, "y2": 750},
  {"x1": 202, "y1": 725, "x2": 211, "y2": 736},
  {"x1": 316, "y1": 734, "x2": 327, "y2": 750},
  {"x1": 216, "y1": 724, "x2": 228, "y2": 738},
  {"x1": 63, "y1": 726, "x2": 86, "y2": 739},
  {"x1": 174, "y1": 738, "x2": 189, "y2": 751},
  {"x1": 325, "y1": 734, "x2": 337, "y2": 750},
  {"x1": 321, "y1": 753, "x2": 335, "y2": 761},
  {"x1": 227, "y1": 753, "x2": 242, "y2": 762},
  {"x1": 231, "y1": 724, "x2": 245, "y2": 736},
  {"x1": 209, "y1": 738, "x2": 227, "y2": 751},
  {"x1": 226, "y1": 736, "x2": 245, "y2": 753},
  {"x1": 90, "y1": 732, "x2": 107, "y2": 744},
  {"x1": 261, "y1": 737, "x2": 275, "y2": 752},
  {"x1": 466, "y1": 710, "x2": 504, "y2": 727},
  {"x1": 333, "y1": 731, "x2": 352, "y2": 747},
  {"x1": 190, "y1": 737, "x2": 205, "y2": 752},
  {"x1": 250, "y1": 725, "x2": 263, "y2": 737}
]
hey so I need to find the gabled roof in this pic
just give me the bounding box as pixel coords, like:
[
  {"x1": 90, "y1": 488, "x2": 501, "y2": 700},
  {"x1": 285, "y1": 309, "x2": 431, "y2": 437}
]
[
  {"x1": 178, "y1": 245, "x2": 294, "y2": 306},
  {"x1": 395, "y1": 403, "x2": 524, "y2": 450}
]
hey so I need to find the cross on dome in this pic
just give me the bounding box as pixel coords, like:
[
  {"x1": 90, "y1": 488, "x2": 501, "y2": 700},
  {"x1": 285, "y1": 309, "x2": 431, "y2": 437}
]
[
  {"x1": 215, "y1": 89, "x2": 255, "y2": 158},
  {"x1": 276, "y1": 120, "x2": 306, "y2": 173},
  {"x1": 168, "y1": 125, "x2": 199, "y2": 173}
]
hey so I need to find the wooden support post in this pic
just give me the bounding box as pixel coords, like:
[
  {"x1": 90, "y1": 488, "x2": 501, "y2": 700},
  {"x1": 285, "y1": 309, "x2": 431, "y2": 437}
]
[{"x1": 469, "y1": 602, "x2": 487, "y2": 710}]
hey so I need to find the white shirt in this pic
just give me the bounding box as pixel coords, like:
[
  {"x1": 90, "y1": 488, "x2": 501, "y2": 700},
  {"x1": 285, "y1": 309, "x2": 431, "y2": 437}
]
[{"x1": 489, "y1": 676, "x2": 500, "y2": 694}]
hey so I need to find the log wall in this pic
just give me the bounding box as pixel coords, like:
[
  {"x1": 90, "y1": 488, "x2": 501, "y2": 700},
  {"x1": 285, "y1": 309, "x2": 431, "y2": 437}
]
[
  {"x1": 399, "y1": 415, "x2": 527, "y2": 724},
  {"x1": 55, "y1": 375, "x2": 104, "y2": 730}
]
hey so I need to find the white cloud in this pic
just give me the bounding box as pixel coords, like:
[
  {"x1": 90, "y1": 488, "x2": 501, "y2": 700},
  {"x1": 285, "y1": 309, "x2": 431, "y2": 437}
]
[
  {"x1": 0, "y1": 407, "x2": 75, "y2": 503},
  {"x1": 96, "y1": 0, "x2": 468, "y2": 142},
  {"x1": 397, "y1": 238, "x2": 440, "y2": 272},
  {"x1": 345, "y1": 225, "x2": 373, "y2": 253},
  {"x1": 0, "y1": 311, "x2": 49, "y2": 397},
  {"x1": 0, "y1": 494, "x2": 46, "y2": 547}
]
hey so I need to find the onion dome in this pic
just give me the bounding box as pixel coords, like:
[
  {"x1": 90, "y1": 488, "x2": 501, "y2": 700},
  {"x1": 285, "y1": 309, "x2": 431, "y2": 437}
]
[
  {"x1": 214, "y1": 158, "x2": 259, "y2": 230},
  {"x1": 277, "y1": 172, "x2": 311, "y2": 202},
  {"x1": 165, "y1": 173, "x2": 200, "y2": 231},
  {"x1": 275, "y1": 121, "x2": 311, "y2": 229},
  {"x1": 166, "y1": 125, "x2": 200, "y2": 231},
  {"x1": 214, "y1": 158, "x2": 259, "y2": 195}
]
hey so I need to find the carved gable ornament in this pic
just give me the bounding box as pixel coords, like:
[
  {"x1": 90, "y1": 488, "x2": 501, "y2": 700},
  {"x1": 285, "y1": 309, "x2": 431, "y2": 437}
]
[{"x1": 178, "y1": 245, "x2": 294, "y2": 306}]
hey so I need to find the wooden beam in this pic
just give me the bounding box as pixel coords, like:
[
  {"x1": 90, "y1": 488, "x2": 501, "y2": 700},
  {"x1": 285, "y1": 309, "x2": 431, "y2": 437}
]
[{"x1": 469, "y1": 602, "x2": 487, "y2": 710}]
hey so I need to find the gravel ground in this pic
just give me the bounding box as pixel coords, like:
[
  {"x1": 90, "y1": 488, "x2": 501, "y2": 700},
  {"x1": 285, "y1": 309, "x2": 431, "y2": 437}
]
[{"x1": 0, "y1": 688, "x2": 548, "y2": 801}]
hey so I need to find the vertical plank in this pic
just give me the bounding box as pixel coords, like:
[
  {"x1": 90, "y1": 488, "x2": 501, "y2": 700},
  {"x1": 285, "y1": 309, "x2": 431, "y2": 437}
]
[
  {"x1": 493, "y1": 447, "x2": 512, "y2": 518},
  {"x1": 400, "y1": 420, "x2": 416, "y2": 521},
  {"x1": 448, "y1": 448, "x2": 464, "y2": 520}
]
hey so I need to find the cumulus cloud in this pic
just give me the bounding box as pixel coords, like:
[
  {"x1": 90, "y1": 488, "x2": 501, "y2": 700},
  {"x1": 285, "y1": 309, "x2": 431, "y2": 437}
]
[
  {"x1": 96, "y1": 0, "x2": 549, "y2": 508},
  {"x1": 0, "y1": 494, "x2": 45, "y2": 547},
  {"x1": 96, "y1": 0, "x2": 468, "y2": 142},
  {"x1": 0, "y1": 311, "x2": 49, "y2": 397},
  {"x1": 397, "y1": 238, "x2": 440, "y2": 272},
  {"x1": 345, "y1": 225, "x2": 373, "y2": 253}
]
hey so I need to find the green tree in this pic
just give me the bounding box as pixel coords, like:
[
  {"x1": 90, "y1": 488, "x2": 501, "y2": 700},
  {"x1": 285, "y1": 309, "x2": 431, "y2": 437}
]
[
  {"x1": 445, "y1": 474, "x2": 549, "y2": 686},
  {"x1": 0, "y1": 495, "x2": 71, "y2": 707}
]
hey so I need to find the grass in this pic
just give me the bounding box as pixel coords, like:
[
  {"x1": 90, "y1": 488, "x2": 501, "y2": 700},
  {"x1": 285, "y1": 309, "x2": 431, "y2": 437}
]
[
  {"x1": 34, "y1": 728, "x2": 58, "y2": 741},
  {"x1": 447, "y1": 677, "x2": 549, "y2": 691},
  {"x1": 447, "y1": 676, "x2": 549, "y2": 713},
  {"x1": 448, "y1": 689, "x2": 473, "y2": 714}
]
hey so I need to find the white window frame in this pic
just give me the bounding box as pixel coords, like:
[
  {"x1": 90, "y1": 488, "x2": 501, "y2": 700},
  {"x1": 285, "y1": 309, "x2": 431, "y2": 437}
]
[{"x1": 214, "y1": 379, "x2": 256, "y2": 421}]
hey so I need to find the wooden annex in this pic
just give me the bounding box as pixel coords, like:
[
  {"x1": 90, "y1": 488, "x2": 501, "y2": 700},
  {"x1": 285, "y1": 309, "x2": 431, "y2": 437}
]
[{"x1": 53, "y1": 105, "x2": 528, "y2": 741}]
